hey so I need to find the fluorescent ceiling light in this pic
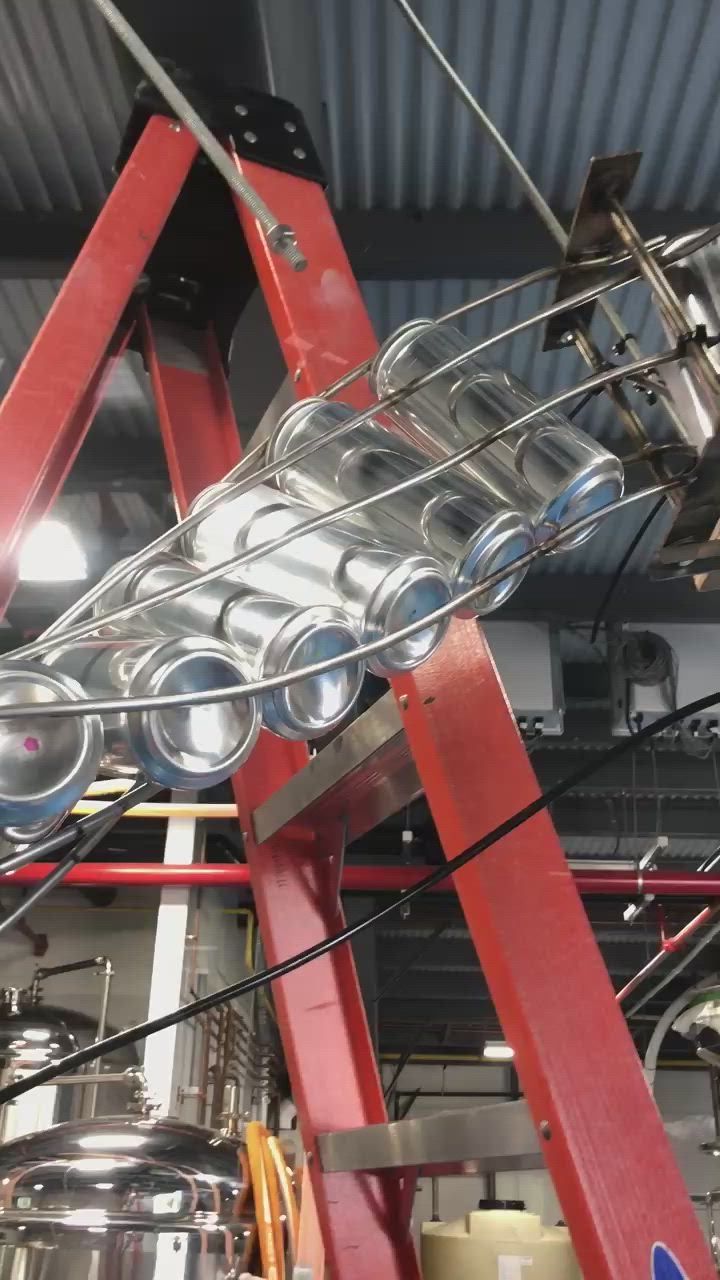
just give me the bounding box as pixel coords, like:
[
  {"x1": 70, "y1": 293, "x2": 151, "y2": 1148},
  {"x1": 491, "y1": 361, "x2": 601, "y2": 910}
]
[
  {"x1": 483, "y1": 1040, "x2": 514, "y2": 1061},
  {"x1": 18, "y1": 519, "x2": 87, "y2": 582}
]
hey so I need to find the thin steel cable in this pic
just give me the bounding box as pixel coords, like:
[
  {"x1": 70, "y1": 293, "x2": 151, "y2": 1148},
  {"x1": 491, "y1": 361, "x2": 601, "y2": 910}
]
[
  {"x1": 224, "y1": 437, "x2": 269, "y2": 482},
  {"x1": 389, "y1": 0, "x2": 689, "y2": 440},
  {"x1": 589, "y1": 496, "x2": 669, "y2": 644},
  {"x1": 0, "y1": 480, "x2": 683, "y2": 723},
  {"x1": 390, "y1": 0, "x2": 566, "y2": 239},
  {"x1": 0, "y1": 685, "x2": 718, "y2": 1104},
  {"x1": 5, "y1": 347, "x2": 681, "y2": 670},
  {"x1": 87, "y1": 0, "x2": 306, "y2": 269},
  {"x1": 27, "y1": 223, "x2": 718, "y2": 656}
]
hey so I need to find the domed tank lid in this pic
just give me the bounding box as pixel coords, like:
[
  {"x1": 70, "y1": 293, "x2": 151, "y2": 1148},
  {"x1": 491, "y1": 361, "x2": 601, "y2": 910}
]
[
  {"x1": 0, "y1": 990, "x2": 135, "y2": 1070},
  {"x1": 0, "y1": 990, "x2": 78, "y2": 1067},
  {"x1": 0, "y1": 1115, "x2": 252, "y2": 1234}
]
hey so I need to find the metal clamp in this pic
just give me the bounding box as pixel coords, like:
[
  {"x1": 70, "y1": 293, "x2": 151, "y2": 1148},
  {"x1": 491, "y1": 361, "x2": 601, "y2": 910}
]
[{"x1": 623, "y1": 836, "x2": 668, "y2": 924}]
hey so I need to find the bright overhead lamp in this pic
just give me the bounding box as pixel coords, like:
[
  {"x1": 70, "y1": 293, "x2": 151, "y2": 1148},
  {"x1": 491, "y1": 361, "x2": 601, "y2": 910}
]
[
  {"x1": 18, "y1": 519, "x2": 87, "y2": 582},
  {"x1": 483, "y1": 1040, "x2": 514, "y2": 1061}
]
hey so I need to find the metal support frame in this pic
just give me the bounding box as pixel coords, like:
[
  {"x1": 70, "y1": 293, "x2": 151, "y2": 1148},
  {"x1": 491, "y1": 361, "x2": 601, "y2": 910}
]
[
  {"x1": 604, "y1": 189, "x2": 720, "y2": 591},
  {"x1": 0, "y1": 115, "x2": 714, "y2": 1279},
  {"x1": 543, "y1": 151, "x2": 677, "y2": 494}
]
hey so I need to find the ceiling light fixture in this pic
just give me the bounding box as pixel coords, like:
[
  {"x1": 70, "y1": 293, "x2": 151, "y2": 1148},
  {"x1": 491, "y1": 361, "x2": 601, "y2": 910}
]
[
  {"x1": 483, "y1": 1040, "x2": 514, "y2": 1061},
  {"x1": 18, "y1": 519, "x2": 87, "y2": 583}
]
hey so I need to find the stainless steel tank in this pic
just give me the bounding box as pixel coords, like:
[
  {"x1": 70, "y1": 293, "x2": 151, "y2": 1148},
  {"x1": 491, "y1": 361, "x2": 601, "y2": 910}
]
[
  {"x1": 0, "y1": 987, "x2": 137, "y2": 1140},
  {"x1": 0, "y1": 1115, "x2": 260, "y2": 1279},
  {"x1": 45, "y1": 637, "x2": 261, "y2": 788},
  {"x1": 93, "y1": 557, "x2": 366, "y2": 741},
  {"x1": 184, "y1": 481, "x2": 452, "y2": 676},
  {"x1": 370, "y1": 318, "x2": 624, "y2": 549},
  {"x1": 267, "y1": 397, "x2": 536, "y2": 617},
  {"x1": 0, "y1": 664, "x2": 103, "y2": 826}
]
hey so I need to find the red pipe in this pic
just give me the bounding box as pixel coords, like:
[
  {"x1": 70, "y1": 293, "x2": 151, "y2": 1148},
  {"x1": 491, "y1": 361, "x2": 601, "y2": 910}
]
[
  {"x1": 571, "y1": 871, "x2": 720, "y2": 897},
  {"x1": 12, "y1": 859, "x2": 710, "y2": 1009},
  {"x1": 5, "y1": 864, "x2": 720, "y2": 896},
  {"x1": 614, "y1": 905, "x2": 719, "y2": 1003},
  {"x1": 663, "y1": 903, "x2": 716, "y2": 949}
]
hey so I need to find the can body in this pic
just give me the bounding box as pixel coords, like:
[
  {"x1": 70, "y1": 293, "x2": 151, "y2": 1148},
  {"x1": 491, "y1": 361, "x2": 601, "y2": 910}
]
[
  {"x1": 101, "y1": 558, "x2": 365, "y2": 741},
  {"x1": 268, "y1": 398, "x2": 535, "y2": 617},
  {"x1": 0, "y1": 665, "x2": 103, "y2": 826},
  {"x1": 185, "y1": 482, "x2": 451, "y2": 676},
  {"x1": 45, "y1": 637, "x2": 260, "y2": 789},
  {"x1": 371, "y1": 318, "x2": 624, "y2": 549},
  {"x1": 1, "y1": 813, "x2": 67, "y2": 845}
]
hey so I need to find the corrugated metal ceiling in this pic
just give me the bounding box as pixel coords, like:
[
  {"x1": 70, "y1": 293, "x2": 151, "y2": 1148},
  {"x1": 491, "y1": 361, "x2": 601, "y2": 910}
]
[
  {"x1": 264, "y1": 0, "x2": 720, "y2": 211},
  {"x1": 2, "y1": 1, "x2": 720, "y2": 215},
  {"x1": 563, "y1": 834, "x2": 719, "y2": 862},
  {"x1": 0, "y1": 0, "x2": 716, "y2": 577},
  {"x1": 0, "y1": 0, "x2": 129, "y2": 212}
]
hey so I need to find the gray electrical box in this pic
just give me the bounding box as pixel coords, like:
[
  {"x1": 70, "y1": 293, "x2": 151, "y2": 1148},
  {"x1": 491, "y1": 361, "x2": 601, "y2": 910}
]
[
  {"x1": 610, "y1": 623, "x2": 720, "y2": 737},
  {"x1": 482, "y1": 622, "x2": 565, "y2": 736}
]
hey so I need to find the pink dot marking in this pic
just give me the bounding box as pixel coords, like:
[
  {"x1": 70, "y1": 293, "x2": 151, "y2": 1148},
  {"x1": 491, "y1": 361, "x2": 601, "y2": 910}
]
[{"x1": 23, "y1": 737, "x2": 40, "y2": 753}]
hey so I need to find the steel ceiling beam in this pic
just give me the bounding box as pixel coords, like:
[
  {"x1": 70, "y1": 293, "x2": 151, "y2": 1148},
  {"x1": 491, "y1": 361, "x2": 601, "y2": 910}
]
[
  {"x1": 0, "y1": 208, "x2": 716, "y2": 282},
  {"x1": 501, "y1": 571, "x2": 720, "y2": 623},
  {"x1": 112, "y1": 0, "x2": 274, "y2": 98}
]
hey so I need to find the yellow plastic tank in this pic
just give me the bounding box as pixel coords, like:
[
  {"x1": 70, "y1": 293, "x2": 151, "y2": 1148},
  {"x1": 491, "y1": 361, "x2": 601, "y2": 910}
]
[{"x1": 422, "y1": 1204, "x2": 582, "y2": 1279}]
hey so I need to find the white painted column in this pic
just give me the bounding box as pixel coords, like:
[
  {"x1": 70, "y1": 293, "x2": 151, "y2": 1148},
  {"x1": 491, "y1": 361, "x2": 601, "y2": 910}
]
[{"x1": 143, "y1": 797, "x2": 201, "y2": 1115}]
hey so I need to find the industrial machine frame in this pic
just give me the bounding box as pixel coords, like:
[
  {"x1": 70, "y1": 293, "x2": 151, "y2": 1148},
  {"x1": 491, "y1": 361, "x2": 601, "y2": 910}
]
[{"x1": 0, "y1": 110, "x2": 713, "y2": 1280}]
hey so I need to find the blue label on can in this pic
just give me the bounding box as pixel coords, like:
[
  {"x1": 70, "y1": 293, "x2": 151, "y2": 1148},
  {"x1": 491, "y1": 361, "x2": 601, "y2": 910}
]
[{"x1": 652, "y1": 1242, "x2": 690, "y2": 1280}]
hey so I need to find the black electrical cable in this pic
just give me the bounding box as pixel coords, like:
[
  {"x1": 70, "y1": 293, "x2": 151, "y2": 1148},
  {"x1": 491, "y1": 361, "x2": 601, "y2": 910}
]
[
  {"x1": 0, "y1": 823, "x2": 118, "y2": 940},
  {"x1": 567, "y1": 389, "x2": 599, "y2": 421},
  {"x1": 589, "y1": 496, "x2": 667, "y2": 645},
  {"x1": 0, "y1": 779, "x2": 162, "y2": 874},
  {"x1": 2, "y1": 689, "x2": 720, "y2": 1106},
  {"x1": 0, "y1": 779, "x2": 160, "y2": 943}
]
